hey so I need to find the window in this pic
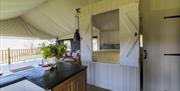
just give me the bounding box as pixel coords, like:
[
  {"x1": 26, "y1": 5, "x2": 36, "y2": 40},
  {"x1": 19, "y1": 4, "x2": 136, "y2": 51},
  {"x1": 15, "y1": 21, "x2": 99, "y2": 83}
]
[
  {"x1": 0, "y1": 36, "x2": 51, "y2": 50},
  {"x1": 140, "y1": 34, "x2": 143, "y2": 47},
  {"x1": 64, "y1": 40, "x2": 71, "y2": 51},
  {"x1": 93, "y1": 38, "x2": 98, "y2": 51}
]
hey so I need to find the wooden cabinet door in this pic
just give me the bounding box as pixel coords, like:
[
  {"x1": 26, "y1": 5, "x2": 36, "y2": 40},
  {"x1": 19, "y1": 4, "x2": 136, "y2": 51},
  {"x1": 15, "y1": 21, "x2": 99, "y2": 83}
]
[{"x1": 53, "y1": 70, "x2": 86, "y2": 91}]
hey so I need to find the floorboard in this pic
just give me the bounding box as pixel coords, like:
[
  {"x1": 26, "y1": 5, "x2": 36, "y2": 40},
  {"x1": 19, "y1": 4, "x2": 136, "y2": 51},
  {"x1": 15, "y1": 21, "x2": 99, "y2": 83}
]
[{"x1": 87, "y1": 84, "x2": 111, "y2": 91}]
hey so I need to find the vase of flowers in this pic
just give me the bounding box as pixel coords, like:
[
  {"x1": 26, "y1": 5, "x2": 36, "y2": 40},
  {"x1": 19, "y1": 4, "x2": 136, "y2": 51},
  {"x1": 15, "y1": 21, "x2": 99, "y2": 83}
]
[{"x1": 40, "y1": 44, "x2": 67, "y2": 70}]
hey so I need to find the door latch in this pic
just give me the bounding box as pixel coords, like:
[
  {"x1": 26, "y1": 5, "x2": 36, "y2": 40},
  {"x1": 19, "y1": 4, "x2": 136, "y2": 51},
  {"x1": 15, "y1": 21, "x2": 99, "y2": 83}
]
[{"x1": 144, "y1": 50, "x2": 147, "y2": 59}]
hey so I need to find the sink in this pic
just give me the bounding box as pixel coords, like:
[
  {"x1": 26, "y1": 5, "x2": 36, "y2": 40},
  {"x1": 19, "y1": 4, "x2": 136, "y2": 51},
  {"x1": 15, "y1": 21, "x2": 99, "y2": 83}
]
[{"x1": 0, "y1": 79, "x2": 49, "y2": 91}]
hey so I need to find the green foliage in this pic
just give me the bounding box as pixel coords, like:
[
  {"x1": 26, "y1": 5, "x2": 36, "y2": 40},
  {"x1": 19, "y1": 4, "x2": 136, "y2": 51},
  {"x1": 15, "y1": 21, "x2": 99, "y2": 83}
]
[{"x1": 40, "y1": 44, "x2": 67, "y2": 60}]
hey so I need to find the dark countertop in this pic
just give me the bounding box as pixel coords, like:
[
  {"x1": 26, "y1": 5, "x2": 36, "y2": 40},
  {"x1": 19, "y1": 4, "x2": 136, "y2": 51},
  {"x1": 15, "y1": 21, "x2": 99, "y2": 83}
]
[{"x1": 0, "y1": 62, "x2": 87, "y2": 90}]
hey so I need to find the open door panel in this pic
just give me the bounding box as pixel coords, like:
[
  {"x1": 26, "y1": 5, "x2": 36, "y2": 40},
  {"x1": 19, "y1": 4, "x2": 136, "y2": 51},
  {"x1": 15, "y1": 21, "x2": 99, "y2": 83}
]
[{"x1": 120, "y1": 3, "x2": 139, "y2": 67}]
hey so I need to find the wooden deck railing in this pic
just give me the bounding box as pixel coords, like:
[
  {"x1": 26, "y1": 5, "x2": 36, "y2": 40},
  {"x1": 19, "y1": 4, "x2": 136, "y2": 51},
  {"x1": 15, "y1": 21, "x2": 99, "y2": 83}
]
[{"x1": 0, "y1": 48, "x2": 41, "y2": 64}]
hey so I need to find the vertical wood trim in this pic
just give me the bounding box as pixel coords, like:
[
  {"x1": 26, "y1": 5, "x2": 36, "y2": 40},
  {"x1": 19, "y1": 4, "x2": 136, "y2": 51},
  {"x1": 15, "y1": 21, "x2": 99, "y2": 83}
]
[
  {"x1": 8, "y1": 48, "x2": 11, "y2": 64},
  {"x1": 2, "y1": 50, "x2": 4, "y2": 64}
]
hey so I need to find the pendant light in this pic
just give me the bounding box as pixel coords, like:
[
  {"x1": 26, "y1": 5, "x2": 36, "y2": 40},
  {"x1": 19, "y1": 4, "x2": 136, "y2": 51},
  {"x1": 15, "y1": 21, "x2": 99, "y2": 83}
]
[{"x1": 73, "y1": 8, "x2": 81, "y2": 41}]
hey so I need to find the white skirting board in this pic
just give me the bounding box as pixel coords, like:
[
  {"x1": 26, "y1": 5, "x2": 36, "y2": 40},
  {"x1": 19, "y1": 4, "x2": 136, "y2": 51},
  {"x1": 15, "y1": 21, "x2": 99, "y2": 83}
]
[{"x1": 82, "y1": 61, "x2": 140, "y2": 91}]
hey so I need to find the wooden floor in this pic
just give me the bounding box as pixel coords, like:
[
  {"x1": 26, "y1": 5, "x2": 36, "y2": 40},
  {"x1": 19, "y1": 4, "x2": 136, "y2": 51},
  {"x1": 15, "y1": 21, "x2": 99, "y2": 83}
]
[{"x1": 87, "y1": 85, "x2": 110, "y2": 91}]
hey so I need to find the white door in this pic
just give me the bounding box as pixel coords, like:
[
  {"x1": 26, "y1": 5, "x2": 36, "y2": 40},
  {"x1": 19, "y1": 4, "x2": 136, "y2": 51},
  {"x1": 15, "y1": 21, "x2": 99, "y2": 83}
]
[
  {"x1": 143, "y1": 11, "x2": 180, "y2": 91},
  {"x1": 120, "y1": 3, "x2": 139, "y2": 67}
]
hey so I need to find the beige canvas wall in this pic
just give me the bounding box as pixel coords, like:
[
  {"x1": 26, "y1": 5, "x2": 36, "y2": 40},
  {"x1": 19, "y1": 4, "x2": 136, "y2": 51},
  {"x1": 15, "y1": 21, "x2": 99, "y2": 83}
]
[
  {"x1": 150, "y1": 0, "x2": 180, "y2": 11},
  {"x1": 80, "y1": 0, "x2": 138, "y2": 16},
  {"x1": 141, "y1": 0, "x2": 180, "y2": 15}
]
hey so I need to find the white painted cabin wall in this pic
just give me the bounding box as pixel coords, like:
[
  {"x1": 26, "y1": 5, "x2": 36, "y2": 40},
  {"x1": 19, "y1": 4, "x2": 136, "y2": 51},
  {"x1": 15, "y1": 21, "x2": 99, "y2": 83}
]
[
  {"x1": 82, "y1": 61, "x2": 140, "y2": 91},
  {"x1": 80, "y1": 0, "x2": 140, "y2": 91}
]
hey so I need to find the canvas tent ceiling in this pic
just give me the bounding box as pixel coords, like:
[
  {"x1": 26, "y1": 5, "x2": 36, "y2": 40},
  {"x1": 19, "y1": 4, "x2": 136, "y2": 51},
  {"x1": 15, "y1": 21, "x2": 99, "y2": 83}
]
[
  {"x1": 21, "y1": 0, "x2": 80, "y2": 37},
  {"x1": 0, "y1": 0, "x2": 101, "y2": 39},
  {"x1": 0, "y1": 0, "x2": 47, "y2": 20},
  {"x1": 0, "y1": 17, "x2": 53, "y2": 39}
]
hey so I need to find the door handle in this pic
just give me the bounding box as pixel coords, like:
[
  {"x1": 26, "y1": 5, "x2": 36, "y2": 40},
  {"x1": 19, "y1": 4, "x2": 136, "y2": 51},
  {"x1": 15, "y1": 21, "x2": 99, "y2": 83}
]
[{"x1": 144, "y1": 50, "x2": 147, "y2": 59}]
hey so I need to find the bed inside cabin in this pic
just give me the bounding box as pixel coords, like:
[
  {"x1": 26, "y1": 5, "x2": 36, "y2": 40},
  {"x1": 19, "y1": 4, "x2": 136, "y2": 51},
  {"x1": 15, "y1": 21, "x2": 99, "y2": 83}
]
[{"x1": 93, "y1": 50, "x2": 119, "y2": 64}]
